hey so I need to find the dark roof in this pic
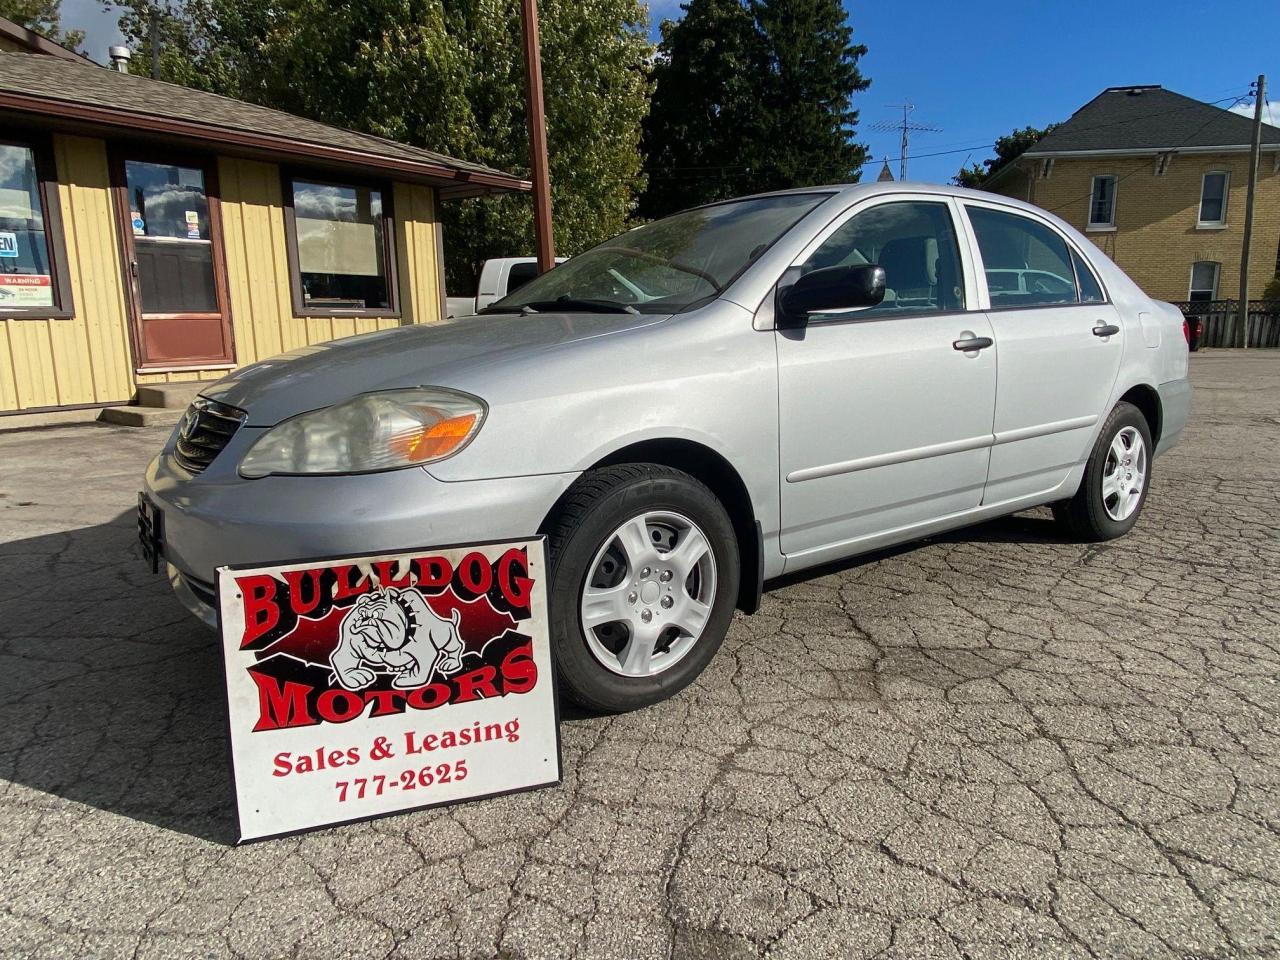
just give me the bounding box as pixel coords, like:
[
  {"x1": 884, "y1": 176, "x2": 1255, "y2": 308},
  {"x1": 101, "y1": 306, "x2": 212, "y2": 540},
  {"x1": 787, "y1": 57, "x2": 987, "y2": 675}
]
[
  {"x1": 0, "y1": 15, "x2": 93, "y2": 64},
  {"x1": 0, "y1": 51, "x2": 529, "y2": 196},
  {"x1": 1026, "y1": 85, "x2": 1280, "y2": 156}
]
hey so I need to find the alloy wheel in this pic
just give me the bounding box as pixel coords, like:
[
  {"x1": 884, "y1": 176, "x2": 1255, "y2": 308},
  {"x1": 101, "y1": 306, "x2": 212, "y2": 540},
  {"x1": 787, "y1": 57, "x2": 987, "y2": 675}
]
[
  {"x1": 1102, "y1": 425, "x2": 1147, "y2": 521},
  {"x1": 579, "y1": 510, "x2": 718, "y2": 678}
]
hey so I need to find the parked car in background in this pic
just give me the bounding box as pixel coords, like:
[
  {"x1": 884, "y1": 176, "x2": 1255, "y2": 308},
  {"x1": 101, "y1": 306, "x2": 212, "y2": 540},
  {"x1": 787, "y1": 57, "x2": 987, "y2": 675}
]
[
  {"x1": 446, "y1": 256, "x2": 566, "y2": 318},
  {"x1": 143, "y1": 183, "x2": 1191, "y2": 713}
]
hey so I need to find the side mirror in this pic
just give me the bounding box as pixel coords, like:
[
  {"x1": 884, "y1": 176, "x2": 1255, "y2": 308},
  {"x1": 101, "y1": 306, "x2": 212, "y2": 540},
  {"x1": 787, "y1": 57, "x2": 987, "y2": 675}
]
[{"x1": 777, "y1": 264, "x2": 886, "y2": 326}]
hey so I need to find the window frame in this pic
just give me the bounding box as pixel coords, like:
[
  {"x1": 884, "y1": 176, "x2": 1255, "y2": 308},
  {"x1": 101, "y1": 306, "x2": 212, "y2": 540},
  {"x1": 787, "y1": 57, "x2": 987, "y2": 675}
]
[
  {"x1": 0, "y1": 130, "x2": 74, "y2": 321},
  {"x1": 776, "y1": 194, "x2": 975, "y2": 327},
  {"x1": 958, "y1": 197, "x2": 1112, "y2": 312},
  {"x1": 1188, "y1": 261, "x2": 1220, "y2": 301},
  {"x1": 1087, "y1": 174, "x2": 1117, "y2": 231},
  {"x1": 281, "y1": 169, "x2": 400, "y2": 320},
  {"x1": 1197, "y1": 171, "x2": 1230, "y2": 228}
]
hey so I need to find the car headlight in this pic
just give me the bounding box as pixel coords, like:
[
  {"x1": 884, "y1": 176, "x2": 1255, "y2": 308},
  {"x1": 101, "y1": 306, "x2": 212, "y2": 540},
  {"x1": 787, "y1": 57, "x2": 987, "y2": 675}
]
[{"x1": 239, "y1": 388, "x2": 486, "y2": 478}]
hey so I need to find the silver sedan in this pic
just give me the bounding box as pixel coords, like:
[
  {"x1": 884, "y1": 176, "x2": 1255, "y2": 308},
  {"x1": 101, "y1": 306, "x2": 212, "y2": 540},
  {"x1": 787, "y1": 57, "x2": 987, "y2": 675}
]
[{"x1": 143, "y1": 183, "x2": 1191, "y2": 712}]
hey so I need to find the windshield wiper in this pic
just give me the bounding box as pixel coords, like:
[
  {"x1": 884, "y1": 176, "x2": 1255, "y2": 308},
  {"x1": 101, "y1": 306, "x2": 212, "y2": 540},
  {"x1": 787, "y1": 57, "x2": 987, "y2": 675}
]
[{"x1": 518, "y1": 297, "x2": 639, "y2": 315}]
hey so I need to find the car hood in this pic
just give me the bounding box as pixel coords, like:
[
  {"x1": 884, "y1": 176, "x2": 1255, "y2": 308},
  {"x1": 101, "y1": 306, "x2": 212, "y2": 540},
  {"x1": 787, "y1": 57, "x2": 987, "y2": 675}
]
[{"x1": 202, "y1": 310, "x2": 667, "y2": 425}]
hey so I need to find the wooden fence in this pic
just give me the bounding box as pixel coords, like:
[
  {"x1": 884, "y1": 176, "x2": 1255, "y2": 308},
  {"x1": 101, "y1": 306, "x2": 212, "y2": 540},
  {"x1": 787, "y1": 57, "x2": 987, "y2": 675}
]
[{"x1": 1170, "y1": 300, "x2": 1280, "y2": 349}]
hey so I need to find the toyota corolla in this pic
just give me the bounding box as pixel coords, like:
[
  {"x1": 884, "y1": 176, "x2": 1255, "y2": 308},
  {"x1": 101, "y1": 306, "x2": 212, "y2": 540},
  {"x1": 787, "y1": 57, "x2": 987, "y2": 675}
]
[{"x1": 142, "y1": 183, "x2": 1191, "y2": 713}]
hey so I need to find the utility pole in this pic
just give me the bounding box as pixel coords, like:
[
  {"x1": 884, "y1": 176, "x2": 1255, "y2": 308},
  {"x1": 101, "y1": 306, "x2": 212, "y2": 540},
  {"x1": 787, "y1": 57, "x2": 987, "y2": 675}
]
[
  {"x1": 1236, "y1": 74, "x2": 1265, "y2": 349},
  {"x1": 520, "y1": 0, "x2": 556, "y2": 273},
  {"x1": 870, "y1": 104, "x2": 942, "y2": 182}
]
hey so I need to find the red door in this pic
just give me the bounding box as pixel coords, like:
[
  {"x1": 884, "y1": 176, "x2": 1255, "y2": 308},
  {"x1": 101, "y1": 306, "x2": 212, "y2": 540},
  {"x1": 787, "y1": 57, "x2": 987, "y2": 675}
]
[{"x1": 113, "y1": 151, "x2": 235, "y2": 369}]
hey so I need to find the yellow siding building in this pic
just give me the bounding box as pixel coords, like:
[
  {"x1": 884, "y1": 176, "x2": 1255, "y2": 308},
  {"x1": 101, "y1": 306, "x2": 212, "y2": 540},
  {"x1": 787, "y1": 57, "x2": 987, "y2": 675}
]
[
  {"x1": 0, "y1": 23, "x2": 528, "y2": 418},
  {"x1": 985, "y1": 85, "x2": 1280, "y2": 305}
]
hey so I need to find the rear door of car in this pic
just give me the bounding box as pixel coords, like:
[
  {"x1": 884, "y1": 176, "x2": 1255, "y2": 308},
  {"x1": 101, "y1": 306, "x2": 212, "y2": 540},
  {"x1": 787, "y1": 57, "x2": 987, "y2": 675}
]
[
  {"x1": 775, "y1": 194, "x2": 997, "y2": 564},
  {"x1": 957, "y1": 199, "x2": 1123, "y2": 505}
]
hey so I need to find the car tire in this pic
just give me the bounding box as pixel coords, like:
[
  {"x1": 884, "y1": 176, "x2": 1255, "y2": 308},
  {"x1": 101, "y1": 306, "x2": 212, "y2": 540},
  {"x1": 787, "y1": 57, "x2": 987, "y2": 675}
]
[
  {"x1": 544, "y1": 464, "x2": 740, "y2": 713},
  {"x1": 1053, "y1": 401, "x2": 1153, "y2": 542}
]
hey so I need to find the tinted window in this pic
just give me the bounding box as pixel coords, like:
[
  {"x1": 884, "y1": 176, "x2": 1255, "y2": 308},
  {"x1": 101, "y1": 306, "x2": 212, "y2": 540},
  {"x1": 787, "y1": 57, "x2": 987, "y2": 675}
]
[
  {"x1": 291, "y1": 179, "x2": 389, "y2": 310},
  {"x1": 801, "y1": 200, "x2": 964, "y2": 320},
  {"x1": 1072, "y1": 249, "x2": 1105, "y2": 303},
  {"x1": 967, "y1": 206, "x2": 1078, "y2": 308},
  {"x1": 506, "y1": 261, "x2": 539, "y2": 293}
]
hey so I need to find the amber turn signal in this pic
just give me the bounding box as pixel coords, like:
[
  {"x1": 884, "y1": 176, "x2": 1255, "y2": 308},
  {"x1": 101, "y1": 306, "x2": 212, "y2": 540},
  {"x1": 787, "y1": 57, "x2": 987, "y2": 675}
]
[{"x1": 390, "y1": 413, "x2": 479, "y2": 463}]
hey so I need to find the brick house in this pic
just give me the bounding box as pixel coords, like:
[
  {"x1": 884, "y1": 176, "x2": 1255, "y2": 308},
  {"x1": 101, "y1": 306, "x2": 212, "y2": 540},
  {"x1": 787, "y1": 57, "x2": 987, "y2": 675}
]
[{"x1": 985, "y1": 85, "x2": 1280, "y2": 304}]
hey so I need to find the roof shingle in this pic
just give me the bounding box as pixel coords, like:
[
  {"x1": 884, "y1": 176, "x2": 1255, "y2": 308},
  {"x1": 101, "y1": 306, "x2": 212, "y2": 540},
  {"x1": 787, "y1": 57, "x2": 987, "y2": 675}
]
[
  {"x1": 1026, "y1": 85, "x2": 1280, "y2": 156},
  {"x1": 0, "y1": 51, "x2": 528, "y2": 192}
]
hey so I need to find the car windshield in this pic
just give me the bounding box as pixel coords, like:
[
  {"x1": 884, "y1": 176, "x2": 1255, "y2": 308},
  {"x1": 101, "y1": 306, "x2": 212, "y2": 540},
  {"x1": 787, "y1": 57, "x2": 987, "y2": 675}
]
[{"x1": 483, "y1": 193, "x2": 829, "y2": 315}]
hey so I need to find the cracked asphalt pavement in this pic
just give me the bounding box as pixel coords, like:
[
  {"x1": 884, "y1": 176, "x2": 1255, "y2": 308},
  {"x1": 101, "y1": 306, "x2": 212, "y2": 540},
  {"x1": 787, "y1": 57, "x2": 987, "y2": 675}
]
[{"x1": 1, "y1": 352, "x2": 1278, "y2": 959}]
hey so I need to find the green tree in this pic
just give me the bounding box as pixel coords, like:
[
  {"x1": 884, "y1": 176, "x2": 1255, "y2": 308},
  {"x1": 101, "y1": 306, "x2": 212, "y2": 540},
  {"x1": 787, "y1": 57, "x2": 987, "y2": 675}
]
[
  {"x1": 954, "y1": 124, "x2": 1058, "y2": 188},
  {"x1": 639, "y1": 0, "x2": 761, "y2": 218},
  {"x1": 113, "y1": 0, "x2": 651, "y2": 294},
  {"x1": 0, "y1": 0, "x2": 84, "y2": 51},
  {"x1": 641, "y1": 0, "x2": 869, "y2": 219}
]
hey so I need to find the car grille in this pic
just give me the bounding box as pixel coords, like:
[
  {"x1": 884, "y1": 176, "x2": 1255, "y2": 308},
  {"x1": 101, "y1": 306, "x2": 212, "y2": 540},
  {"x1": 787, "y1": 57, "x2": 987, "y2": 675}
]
[{"x1": 173, "y1": 397, "x2": 246, "y2": 475}]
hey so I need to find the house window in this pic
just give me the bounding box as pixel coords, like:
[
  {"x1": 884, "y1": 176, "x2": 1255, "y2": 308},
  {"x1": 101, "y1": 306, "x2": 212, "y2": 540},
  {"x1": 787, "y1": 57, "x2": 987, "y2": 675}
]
[
  {"x1": 1189, "y1": 261, "x2": 1220, "y2": 302},
  {"x1": 1088, "y1": 175, "x2": 1116, "y2": 229},
  {"x1": 284, "y1": 176, "x2": 398, "y2": 317},
  {"x1": 1198, "y1": 172, "x2": 1229, "y2": 227},
  {"x1": 0, "y1": 137, "x2": 72, "y2": 318}
]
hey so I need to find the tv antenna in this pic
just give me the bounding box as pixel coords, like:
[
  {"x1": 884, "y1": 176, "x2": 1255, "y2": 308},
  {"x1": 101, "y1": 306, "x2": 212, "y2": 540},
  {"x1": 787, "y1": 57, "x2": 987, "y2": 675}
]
[{"x1": 871, "y1": 103, "x2": 942, "y2": 181}]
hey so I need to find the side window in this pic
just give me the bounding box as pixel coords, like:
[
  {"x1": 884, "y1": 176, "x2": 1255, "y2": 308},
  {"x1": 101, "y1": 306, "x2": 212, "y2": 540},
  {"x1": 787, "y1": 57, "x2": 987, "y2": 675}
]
[
  {"x1": 1072, "y1": 249, "x2": 1105, "y2": 303},
  {"x1": 800, "y1": 200, "x2": 964, "y2": 319},
  {"x1": 505, "y1": 261, "x2": 539, "y2": 293},
  {"x1": 967, "y1": 206, "x2": 1079, "y2": 308}
]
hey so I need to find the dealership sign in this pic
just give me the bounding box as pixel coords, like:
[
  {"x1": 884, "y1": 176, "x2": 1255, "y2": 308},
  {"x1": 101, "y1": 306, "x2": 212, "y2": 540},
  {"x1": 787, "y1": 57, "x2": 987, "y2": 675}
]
[{"x1": 217, "y1": 540, "x2": 560, "y2": 842}]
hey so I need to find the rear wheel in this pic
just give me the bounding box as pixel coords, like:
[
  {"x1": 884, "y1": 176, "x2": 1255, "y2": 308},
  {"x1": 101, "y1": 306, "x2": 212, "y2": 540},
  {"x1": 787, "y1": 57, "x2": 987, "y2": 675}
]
[
  {"x1": 1053, "y1": 401, "x2": 1152, "y2": 541},
  {"x1": 545, "y1": 464, "x2": 739, "y2": 713}
]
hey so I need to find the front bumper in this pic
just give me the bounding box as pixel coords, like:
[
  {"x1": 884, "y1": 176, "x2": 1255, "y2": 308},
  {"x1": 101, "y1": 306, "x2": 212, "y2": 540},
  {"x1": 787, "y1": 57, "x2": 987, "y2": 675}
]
[
  {"x1": 144, "y1": 444, "x2": 578, "y2": 626},
  {"x1": 1156, "y1": 377, "x2": 1192, "y2": 456}
]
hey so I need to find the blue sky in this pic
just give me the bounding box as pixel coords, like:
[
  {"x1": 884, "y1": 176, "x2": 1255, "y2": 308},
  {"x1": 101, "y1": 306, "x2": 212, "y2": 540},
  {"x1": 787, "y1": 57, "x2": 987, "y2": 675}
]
[{"x1": 66, "y1": 0, "x2": 1280, "y2": 185}]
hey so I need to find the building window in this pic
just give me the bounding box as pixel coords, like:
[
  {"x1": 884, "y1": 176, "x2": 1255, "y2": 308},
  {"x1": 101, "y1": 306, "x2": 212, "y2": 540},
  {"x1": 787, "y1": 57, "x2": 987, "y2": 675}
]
[
  {"x1": 1088, "y1": 175, "x2": 1116, "y2": 229},
  {"x1": 284, "y1": 176, "x2": 398, "y2": 317},
  {"x1": 0, "y1": 136, "x2": 72, "y2": 319},
  {"x1": 1189, "y1": 261, "x2": 1220, "y2": 302},
  {"x1": 1198, "y1": 171, "x2": 1229, "y2": 227}
]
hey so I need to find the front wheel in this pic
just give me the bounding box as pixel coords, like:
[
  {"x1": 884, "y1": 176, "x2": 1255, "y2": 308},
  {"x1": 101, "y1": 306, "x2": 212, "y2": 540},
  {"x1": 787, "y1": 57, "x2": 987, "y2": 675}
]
[
  {"x1": 544, "y1": 464, "x2": 740, "y2": 713},
  {"x1": 1053, "y1": 401, "x2": 1152, "y2": 541}
]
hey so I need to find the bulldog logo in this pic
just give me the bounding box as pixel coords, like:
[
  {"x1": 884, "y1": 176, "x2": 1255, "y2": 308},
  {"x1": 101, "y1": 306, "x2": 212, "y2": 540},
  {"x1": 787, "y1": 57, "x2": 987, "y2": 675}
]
[{"x1": 329, "y1": 588, "x2": 464, "y2": 691}]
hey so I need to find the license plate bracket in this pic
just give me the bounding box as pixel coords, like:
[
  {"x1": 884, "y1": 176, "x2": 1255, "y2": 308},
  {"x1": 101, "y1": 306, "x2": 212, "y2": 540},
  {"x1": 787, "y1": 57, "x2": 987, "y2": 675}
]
[{"x1": 138, "y1": 493, "x2": 164, "y2": 574}]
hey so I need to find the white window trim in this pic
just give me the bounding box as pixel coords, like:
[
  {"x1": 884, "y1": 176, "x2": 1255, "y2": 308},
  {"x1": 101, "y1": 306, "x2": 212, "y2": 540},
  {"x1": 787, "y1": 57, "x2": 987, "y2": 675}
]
[
  {"x1": 1188, "y1": 261, "x2": 1221, "y2": 300},
  {"x1": 1197, "y1": 170, "x2": 1230, "y2": 229},
  {"x1": 1087, "y1": 175, "x2": 1117, "y2": 230}
]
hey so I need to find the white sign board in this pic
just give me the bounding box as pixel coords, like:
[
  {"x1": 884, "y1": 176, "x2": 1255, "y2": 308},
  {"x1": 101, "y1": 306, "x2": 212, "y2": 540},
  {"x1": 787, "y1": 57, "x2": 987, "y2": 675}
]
[{"x1": 217, "y1": 539, "x2": 560, "y2": 842}]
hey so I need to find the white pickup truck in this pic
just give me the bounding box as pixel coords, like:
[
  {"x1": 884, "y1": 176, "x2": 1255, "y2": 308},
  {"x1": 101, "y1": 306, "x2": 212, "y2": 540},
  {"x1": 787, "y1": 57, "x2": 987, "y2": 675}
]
[{"x1": 446, "y1": 257, "x2": 565, "y2": 318}]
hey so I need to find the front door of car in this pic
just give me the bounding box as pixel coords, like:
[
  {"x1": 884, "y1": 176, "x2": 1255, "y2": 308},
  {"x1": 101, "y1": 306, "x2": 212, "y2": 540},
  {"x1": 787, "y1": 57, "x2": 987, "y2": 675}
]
[
  {"x1": 775, "y1": 197, "x2": 997, "y2": 564},
  {"x1": 960, "y1": 202, "x2": 1124, "y2": 505}
]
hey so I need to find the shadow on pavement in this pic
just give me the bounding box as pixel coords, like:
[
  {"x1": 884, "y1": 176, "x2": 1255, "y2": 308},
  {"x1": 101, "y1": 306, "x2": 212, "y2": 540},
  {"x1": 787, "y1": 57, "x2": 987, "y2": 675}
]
[
  {"x1": 764, "y1": 509, "x2": 1063, "y2": 593},
  {"x1": 0, "y1": 509, "x2": 237, "y2": 844}
]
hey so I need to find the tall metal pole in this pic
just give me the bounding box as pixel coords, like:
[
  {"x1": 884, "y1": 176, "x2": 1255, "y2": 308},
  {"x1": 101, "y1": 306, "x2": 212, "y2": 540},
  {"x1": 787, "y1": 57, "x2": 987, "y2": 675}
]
[
  {"x1": 1236, "y1": 74, "x2": 1265, "y2": 349},
  {"x1": 899, "y1": 105, "x2": 909, "y2": 182},
  {"x1": 520, "y1": 0, "x2": 556, "y2": 272}
]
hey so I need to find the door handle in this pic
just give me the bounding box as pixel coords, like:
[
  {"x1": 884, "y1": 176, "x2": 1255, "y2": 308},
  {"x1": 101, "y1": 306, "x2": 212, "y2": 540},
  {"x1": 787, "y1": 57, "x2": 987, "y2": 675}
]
[
  {"x1": 953, "y1": 336, "x2": 993, "y2": 352},
  {"x1": 1092, "y1": 323, "x2": 1120, "y2": 338}
]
